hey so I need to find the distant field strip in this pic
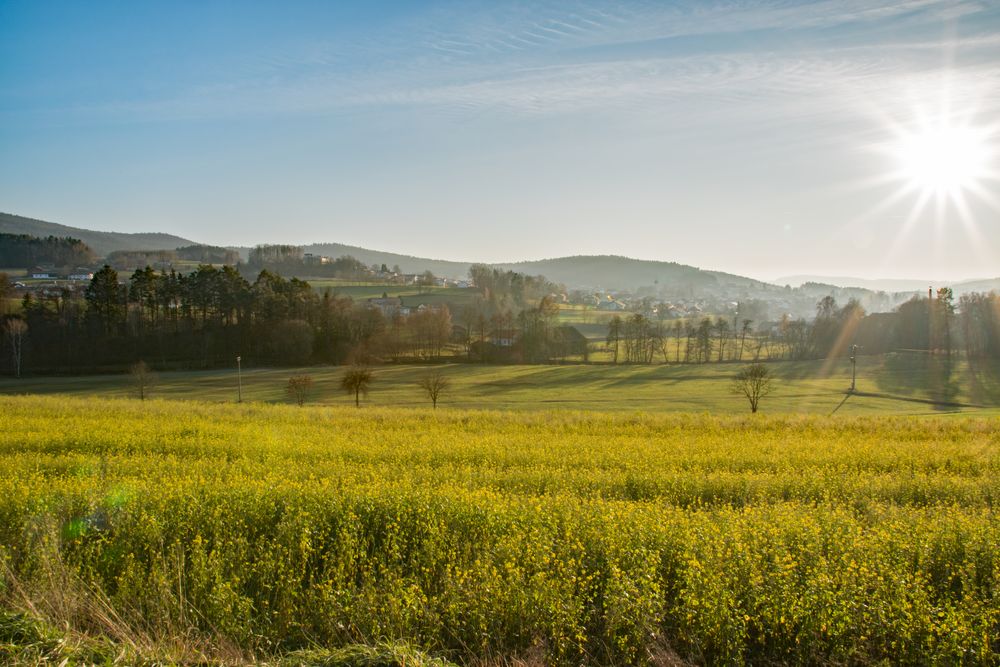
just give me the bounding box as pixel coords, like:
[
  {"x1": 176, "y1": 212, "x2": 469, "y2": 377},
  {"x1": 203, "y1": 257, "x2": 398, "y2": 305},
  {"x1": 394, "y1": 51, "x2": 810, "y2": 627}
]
[
  {"x1": 4, "y1": 357, "x2": 999, "y2": 416},
  {"x1": 1, "y1": 397, "x2": 998, "y2": 664}
]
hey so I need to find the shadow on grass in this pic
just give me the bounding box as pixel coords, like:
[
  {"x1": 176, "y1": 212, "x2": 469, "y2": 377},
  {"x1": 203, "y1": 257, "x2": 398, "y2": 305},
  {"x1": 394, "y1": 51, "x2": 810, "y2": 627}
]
[
  {"x1": 964, "y1": 356, "x2": 1000, "y2": 407},
  {"x1": 875, "y1": 352, "x2": 964, "y2": 410}
]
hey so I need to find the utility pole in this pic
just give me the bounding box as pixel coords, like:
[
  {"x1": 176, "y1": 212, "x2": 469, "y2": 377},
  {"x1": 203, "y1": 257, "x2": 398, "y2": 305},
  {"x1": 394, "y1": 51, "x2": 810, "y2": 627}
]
[
  {"x1": 236, "y1": 355, "x2": 243, "y2": 403},
  {"x1": 849, "y1": 344, "x2": 860, "y2": 393}
]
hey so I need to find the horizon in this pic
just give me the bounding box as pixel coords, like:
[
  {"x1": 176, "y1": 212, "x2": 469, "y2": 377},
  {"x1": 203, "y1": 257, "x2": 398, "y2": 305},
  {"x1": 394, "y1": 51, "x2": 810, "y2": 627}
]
[
  {"x1": 2, "y1": 1, "x2": 999, "y2": 281},
  {"x1": 3, "y1": 208, "x2": 997, "y2": 287}
]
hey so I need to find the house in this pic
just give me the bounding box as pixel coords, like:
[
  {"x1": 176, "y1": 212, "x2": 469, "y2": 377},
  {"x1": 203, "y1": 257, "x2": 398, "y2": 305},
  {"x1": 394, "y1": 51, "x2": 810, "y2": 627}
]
[
  {"x1": 68, "y1": 272, "x2": 94, "y2": 281},
  {"x1": 597, "y1": 298, "x2": 627, "y2": 312},
  {"x1": 367, "y1": 297, "x2": 404, "y2": 317},
  {"x1": 550, "y1": 325, "x2": 589, "y2": 358},
  {"x1": 303, "y1": 253, "x2": 331, "y2": 265}
]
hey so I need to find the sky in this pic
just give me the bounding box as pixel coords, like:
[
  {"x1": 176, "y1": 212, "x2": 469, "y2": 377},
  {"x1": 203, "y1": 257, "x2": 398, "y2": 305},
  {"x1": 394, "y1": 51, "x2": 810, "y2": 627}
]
[{"x1": 1, "y1": 0, "x2": 999, "y2": 282}]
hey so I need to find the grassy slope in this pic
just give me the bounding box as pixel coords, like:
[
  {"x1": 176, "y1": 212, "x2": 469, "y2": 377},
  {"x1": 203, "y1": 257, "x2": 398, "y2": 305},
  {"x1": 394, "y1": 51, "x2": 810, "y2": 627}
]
[{"x1": 3, "y1": 356, "x2": 998, "y2": 415}]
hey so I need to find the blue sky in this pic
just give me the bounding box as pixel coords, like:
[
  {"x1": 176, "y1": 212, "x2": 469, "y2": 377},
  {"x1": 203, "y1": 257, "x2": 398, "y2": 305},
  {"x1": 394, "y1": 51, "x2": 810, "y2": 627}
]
[{"x1": 2, "y1": 1, "x2": 999, "y2": 280}]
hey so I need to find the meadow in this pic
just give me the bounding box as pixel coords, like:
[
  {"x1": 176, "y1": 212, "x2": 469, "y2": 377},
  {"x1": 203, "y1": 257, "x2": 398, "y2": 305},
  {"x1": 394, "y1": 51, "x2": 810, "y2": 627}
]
[
  {"x1": 2, "y1": 355, "x2": 999, "y2": 416},
  {"x1": 1, "y1": 396, "x2": 999, "y2": 665}
]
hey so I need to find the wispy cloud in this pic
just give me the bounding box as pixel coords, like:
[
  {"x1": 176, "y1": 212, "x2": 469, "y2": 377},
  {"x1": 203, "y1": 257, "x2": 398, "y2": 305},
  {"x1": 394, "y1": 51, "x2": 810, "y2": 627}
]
[{"x1": 20, "y1": 0, "x2": 1000, "y2": 129}]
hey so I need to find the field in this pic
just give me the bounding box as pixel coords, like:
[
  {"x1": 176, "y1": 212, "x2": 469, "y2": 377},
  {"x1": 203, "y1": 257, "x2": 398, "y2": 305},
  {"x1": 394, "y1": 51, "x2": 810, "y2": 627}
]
[
  {"x1": 307, "y1": 283, "x2": 483, "y2": 310},
  {"x1": 1, "y1": 397, "x2": 998, "y2": 665},
  {"x1": 3, "y1": 355, "x2": 1000, "y2": 416}
]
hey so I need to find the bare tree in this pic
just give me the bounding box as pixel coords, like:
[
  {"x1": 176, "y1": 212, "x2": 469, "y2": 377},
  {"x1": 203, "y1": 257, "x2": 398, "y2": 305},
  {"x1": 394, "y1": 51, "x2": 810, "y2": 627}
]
[
  {"x1": 286, "y1": 375, "x2": 314, "y2": 406},
  {"x1": 129, "y1": 360, "x2": 155, "y2": 400},
  {"x1": 340, "y1": 366, "x2": 373, "y2": 407},
  {"x1": 6, "y1": 318, "x2": 27, "y2": 378},
  {"x1": 738, "y1": 319, "x2": 753, "y2": 361},
  {"x1": 418, "y1": 370, "x2": 450, "y2": 409},
  {"x1": 606, "y1": 315, "x2": 622, "y2": 364},
  {"x1": 731, "y1": 363, "x2": 774, "y2": 413}
]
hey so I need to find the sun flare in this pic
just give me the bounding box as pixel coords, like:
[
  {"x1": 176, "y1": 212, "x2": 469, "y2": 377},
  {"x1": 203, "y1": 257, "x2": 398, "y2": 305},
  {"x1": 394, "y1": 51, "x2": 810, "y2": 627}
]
[{"x1": 890, "y1": 119, "x2": 994, "y2": 198}]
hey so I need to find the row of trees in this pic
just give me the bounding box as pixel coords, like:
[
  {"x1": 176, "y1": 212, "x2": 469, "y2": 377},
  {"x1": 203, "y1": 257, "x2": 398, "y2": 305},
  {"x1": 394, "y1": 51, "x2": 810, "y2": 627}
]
[
  {"x1": 0, "y1": 234, "x2": 95, "y2": 268},
  {"x1": 2, "y1": 264, "x2": 455, "y2": 374},
  {"x1": 468, "y1": 264, "x2": 562, "y2": 309},
  {"x1": 245, "y1": 246, "x2": 374, "y2": 280},
  {"x1": 606, "y1": 292, "x2": 1000, "y2": 364}
]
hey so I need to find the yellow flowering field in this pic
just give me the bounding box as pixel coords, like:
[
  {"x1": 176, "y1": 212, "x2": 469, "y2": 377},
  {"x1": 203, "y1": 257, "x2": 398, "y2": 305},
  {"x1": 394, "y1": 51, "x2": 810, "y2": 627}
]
[{"x1": 1, "y1": 395, "x2": 998, "y2": 664}]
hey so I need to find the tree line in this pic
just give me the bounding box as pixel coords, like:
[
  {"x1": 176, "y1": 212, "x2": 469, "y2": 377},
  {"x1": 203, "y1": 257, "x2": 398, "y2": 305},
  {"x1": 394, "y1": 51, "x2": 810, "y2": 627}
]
[
  {"x1": 0, "y1": 233, "x2": 95, "y2": 269},
  {"x1": 1, "y1": 264, "x2": 454, "y2": 374},
  {"x1": 605, "y1": 291, "x2": 1000, "y2": 364}
]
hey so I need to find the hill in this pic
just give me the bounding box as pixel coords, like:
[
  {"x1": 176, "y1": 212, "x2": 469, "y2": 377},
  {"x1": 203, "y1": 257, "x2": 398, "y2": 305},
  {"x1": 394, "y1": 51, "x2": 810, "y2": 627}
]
[
  {"x1": 2, "y1": 213, "x2": 776, "y2": 291},
  {"x1": 496, "y1": 255, "x2": 768, "y2": 291},
  {"x1": 0, "y1": 212, "x2": 194, "y2": 257},
  {"x1": 301, "y1": 241, "x2": 471, "y2": 278},
  {"x1": 302, "y1": 245, "x2": 768, "y2": 291},
  {"x1": 953, "y1": 277, "x2": 1000, "y2": 295}
]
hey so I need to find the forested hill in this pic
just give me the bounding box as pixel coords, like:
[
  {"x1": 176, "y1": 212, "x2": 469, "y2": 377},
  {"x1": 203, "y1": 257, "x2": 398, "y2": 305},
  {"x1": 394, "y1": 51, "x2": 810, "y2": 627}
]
[
  {"x1": 494, "y1": 255, "x2": 770, "y2": 291},
  {"x1": 300, "y1": 242, "x2": 470, "y2": 278},
  {"x1": 0, "y1": 212, "x2": 194, "y2": 256},
  {"x1": 2, "y1": 212, "x2": 774, "y2": 291},
  {"x1": 301, "y1": 245, "x2": 768, "y2": 290}
]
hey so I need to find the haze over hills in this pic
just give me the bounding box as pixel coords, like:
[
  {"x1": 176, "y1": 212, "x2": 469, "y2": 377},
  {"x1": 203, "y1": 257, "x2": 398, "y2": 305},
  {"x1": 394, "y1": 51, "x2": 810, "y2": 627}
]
[
  {"x1": 776, "y1": 274, "x2": 1000, "y2": 295},
  {"x1": 3, "y1": 212, "x2": 992, "y2": 296},
  {"x1": 2, "y1": 213, "x2": 771, "y2": 291},
  {"x1": 0, "y1": 212, "x2": 194, "y2": 257}
]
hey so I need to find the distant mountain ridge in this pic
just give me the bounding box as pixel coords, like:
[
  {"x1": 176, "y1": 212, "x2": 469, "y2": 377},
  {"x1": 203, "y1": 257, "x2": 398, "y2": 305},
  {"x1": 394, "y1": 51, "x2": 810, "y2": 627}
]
[
  {"x1": 0, "y1": 212, "x2": 194, "y2": 257},
  {"x1": 11, "y1": 212, "x2": 993, "y2": 295},
  {"x1": 775, "y1": 274, "x2": 999, "y2": 295}
]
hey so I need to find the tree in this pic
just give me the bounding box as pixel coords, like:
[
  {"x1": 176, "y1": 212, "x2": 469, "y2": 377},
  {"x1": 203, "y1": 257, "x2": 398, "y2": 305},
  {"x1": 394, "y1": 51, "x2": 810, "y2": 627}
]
[
  {"x1": 0, "y1": 272, "x2": 10, "y2": 314},
  {"x1": 738, "y1": 319, "x2": 753, "y2": 361},
  {"x1": 267, "y1": 319, "x2": 315, "y2": 364},
  {"x1": 129, "y1": 360, "x2": 155, "y2": 400},
  {"x1": 5, "y1": 318, "x2": 27, "y2": 378},
  {"x1": 340, "y1": 366, "x2": 373, "y2": 407},
  {"x1": 286, "y1": 375, "x2": 314, "y2": 406},
  {"x1": 606, "y1": 315, "x2": 622, "y2": 364},
  {"x1": 731, "y1": 363, "x2": 774, "y2": 413},
  {"x1": 85, "y1": 265, "x2": 125, "y2": 335},
  {"x1": 418, "y1": 370, "x2": 450, "y2": 409}
]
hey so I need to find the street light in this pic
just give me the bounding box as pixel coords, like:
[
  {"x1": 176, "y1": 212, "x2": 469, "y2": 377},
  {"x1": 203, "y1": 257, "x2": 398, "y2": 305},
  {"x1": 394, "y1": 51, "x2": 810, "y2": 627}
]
[{"x1": 236, "y1": 355, "x2": 242, "y2": 403}]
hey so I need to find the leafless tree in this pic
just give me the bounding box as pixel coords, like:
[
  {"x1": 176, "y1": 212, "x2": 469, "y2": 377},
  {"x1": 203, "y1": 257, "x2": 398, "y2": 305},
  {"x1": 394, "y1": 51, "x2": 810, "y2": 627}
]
[
  {"x1": 418, "y1": 370, "x2": 450, "y2": 409},
  {"x1": 286, "y1": 375, "x2": 314, "y2": 406},
  {"x1": 340, "y1": 366, "x2": 373, "y2": 407},
  {"x1": 6, "y1": 318, "x2": 27, "y2": 378},
  {"x1": 129, "y1": 360, "x2": 155, "y2": 400},
  {"x1": 731, "y1": 363, "x2": 774, "y2": 413}
]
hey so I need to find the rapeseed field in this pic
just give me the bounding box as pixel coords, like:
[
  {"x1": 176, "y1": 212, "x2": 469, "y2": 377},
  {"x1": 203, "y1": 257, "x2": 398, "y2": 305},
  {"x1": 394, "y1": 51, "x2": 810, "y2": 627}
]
[{"x1": 1, "y1": 396, "x2": 997, "y2": 664}]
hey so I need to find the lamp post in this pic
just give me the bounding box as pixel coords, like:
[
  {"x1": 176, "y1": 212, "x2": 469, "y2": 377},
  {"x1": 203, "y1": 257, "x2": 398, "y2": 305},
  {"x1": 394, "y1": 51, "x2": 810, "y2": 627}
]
[{"x1": 236, "y1": 355, "x2": 242, "y2": 403}]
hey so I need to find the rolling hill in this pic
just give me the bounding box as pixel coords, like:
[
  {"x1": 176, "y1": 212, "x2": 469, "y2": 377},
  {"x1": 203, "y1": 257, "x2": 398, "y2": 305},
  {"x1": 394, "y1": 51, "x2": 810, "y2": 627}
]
[
  {"x1": 2, "y1": 211, "x2": 885, "y2": 293},
  {"x1": 773, "y1": 274, "x2": 997, "y2": 296},
  {"x1": 0, "y1": 212, "x2": 194, "y2": 257},
  {"x1": 303, "y1": 244, "x2": 764, "y2": 291},
  {"x1": 496, "y1": 255, "x2": 767, "y2": 291}
]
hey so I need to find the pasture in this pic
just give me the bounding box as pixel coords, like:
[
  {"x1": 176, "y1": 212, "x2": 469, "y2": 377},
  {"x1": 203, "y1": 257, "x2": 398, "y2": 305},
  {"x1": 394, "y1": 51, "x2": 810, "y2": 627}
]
[
  {"x1": 2, "y1": 355, "x2": 999, "y2": 416},
  {"x1": 1, "y1": 397, "x2": 998, "y2": 665}
]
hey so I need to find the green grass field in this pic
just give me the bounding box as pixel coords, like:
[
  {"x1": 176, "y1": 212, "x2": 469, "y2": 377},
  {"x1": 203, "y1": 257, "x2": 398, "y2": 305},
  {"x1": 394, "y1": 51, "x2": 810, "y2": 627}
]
[
  {"x1": 1, "y1": 397, "x2": 997, "y2": 665},
  {"x1": 3, "y1": 355, "x2": 998, "y2": 416},
  {"x1": 307, "y1": 283, "x2": 482, "y2": 309}
]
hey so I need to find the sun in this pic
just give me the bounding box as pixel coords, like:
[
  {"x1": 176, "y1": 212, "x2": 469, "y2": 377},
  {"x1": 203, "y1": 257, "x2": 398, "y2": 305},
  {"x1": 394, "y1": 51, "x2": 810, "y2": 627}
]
[{"x1": 892, "y1": 120, "x2": 992, "y2": 197}]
